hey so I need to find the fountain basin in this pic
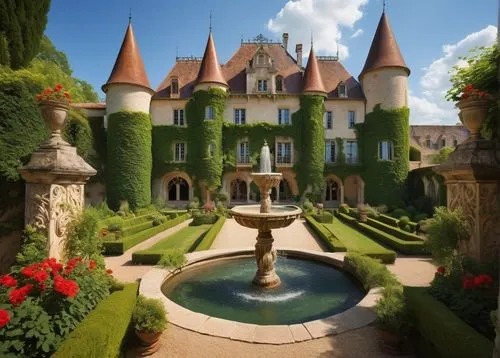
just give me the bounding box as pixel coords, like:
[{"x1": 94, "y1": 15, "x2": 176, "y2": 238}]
[
  {"x1": 230, "y1": 205, "x2": 302, "y2": 230},
  {"x1": 139, "y1": 248, "x2": 382, "y2": 344}
]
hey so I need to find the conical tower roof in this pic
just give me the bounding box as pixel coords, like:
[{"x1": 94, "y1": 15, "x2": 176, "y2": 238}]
[
  {"x1": 360, "y1": 12, "x2": 409, "y2": 78},
  {"x1": 102, "y1": 22, "x2": 151, "y2": 92},
  {"x1": 195, "y1": 32, "x2": 228, "y2": 87},
  {"x1": 302, "y1": 46, "x2": 327, "y2": 95}
]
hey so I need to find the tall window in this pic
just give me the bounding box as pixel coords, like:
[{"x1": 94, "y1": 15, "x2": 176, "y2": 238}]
[
  {"x1": 325, "y1": 140, "x2": 336, "y2": 163},
  {"x1": 348, "y1": 111, "x2": 356, "y2": 129},
  {"x1": 174, "y1": 143, "x2": 186, "y2": 162},
  {"x1": 339, "y1": 83, "x2": 347, "y2": 98},
  {"x1": 277, "y1": 142, "x2": 292, "y2": 164},
  {"x1": 378, "y1": 141, "x2": 394, "y2": 161},
  {"x1": 425, "y1": 136, "x2": 431, "y2": 148},
  {"x1": 453, "y1": 136, "x2": 458, "y2": 147},
  {"x1": 234, "y1": 108, "x2": 246, "y2": 124},
  {"x1": 205, "y1": 106, "x2": 215, "y2": 120},
  {"x1": 171, "y1": 78, "x2": 179, "y2": 94},
  {"x1": 345, "y1": 140, "x2": 358, "y2": 164},
  {"x1": 208, "y1": 142, "x2": 215, "y2": 157},
  {"x1": 173, "y1": 109, "x2": 184, "y2": 126},
  {"x1": 324, "y1": 111, "x2": 333, "y2": 129},
  {"x1": 257, "y1": 79, "x2": 268, "y2": 92},
  {"x1": 275, "y1": 76, "x2": 283, "y2": 92},
  {"x1": 257, "y1": 54, "x2": 265, "y2": 65},
  {"x1": 441, "y1": 137, "x2": 446, "y2": 148},
  {"x1": 278, "y1": 108, "x2": 290, "y2": 125},
  {"x1": 238, "y1": 141, "x2": 249, "y2": 163}
]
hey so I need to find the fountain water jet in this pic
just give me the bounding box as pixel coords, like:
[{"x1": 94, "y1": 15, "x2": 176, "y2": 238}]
[{"x1": 230, "y1": 141, "x2": 302, "y2": 288}]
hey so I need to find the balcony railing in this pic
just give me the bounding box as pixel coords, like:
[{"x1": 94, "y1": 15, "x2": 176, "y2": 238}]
[{"x1": 276, "y1": 155, "x2": 292, "y2": 164}]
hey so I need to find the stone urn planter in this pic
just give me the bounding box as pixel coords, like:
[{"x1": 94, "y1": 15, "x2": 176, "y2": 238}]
[
  {"x1": 357, "y1": 204, "x2": 369, "y2": 223},
  {"x1": 38, "y1": 99, "x2": 70, "y2": 147},
  {"x1": 457, "y1": 98, "x2": 491, "y2": 141},
  {"x1": 136, "y1": 331, "x2": 163, "y2": 356}
]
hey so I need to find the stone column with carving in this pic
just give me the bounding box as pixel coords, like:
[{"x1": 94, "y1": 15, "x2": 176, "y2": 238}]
[
  {"x1": 435, "y1": 140, "x2": 500, "y2": 262},
  {"x1": 19, "y1": 100, "x2": 96, "y2": 260}
]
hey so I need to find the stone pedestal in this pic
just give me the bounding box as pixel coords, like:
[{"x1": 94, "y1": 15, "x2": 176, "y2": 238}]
[
  {"x1": 434, "y1": 140, "x2": 500, "y2": 262},
  {"x1": 253, "y1": 229, "x2": 280, "y2": 288},
  {"x1": 19, "y1": 139, "x2": 96, "y2": 260}
]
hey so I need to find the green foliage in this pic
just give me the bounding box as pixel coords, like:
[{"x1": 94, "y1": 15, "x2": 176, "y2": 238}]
[
  {"x1": 52, "y1": 283, "x2": 138, "y2": 358},
  {"x1": 192, "y1": 212, "x2": 218, "y2": 225},
  {"x1": 62, "y1": 109, "x2": 95, "y2": 165},
  {"x1": 15, "y1": 225, "x2": 47, "y2": 267},
  {"x1": 0, "y1": 1, "x2": 51, "y2": 69},
  {"x1": 405, "y1": 286, "x2": 494, "y2": 358},
  {"x1": 311, "y1": 210, "x2": 333, "y2": 223},
  {"x1": 409, "y1": 145, "x2": 421, "y2": 161},
  {"x1": 427, "y1": 207, "x2": 469, "y2": 263},
  {"x1": 187, "y1": 197, "x2": 200, "y2": 210},
  {"x1": 305, "y1": 216, "x2": 347, "y2": 252},
  {"x1": 106, "y1": 217, "x2": 124, "y2": 232},
  {"x1": 35, "y1": 35, "x2": 71, "y2": 75},
  {"x1": 158, "y1": 248, "x2": 187, "y2": 272},
  {"x1": 390, "y1": 208, "x2": 408, "y2": 219},
  {"x1": 195, "y1": 216, "x2": 226, "y2": 251},
  {"x1": 432, "y1": 146, "x2": 455, "y2": 164},
  {"x1": 343, "y1": 252, "x2": 399, "y2": 291},
  {"x1": 375, "y1": 285, "x2": 413, "y2": 334},
  {"x1": 302, "y1": 199, "x2": 314, "y2": 214},
  {"x1": 359, "y1": 106, "x2": 410, "y2": 206},
  {"x1": 132, "y1": 295, "x2": 167, "y2": 333},
  {"x1": 106, "y1": 111, "x2": 152, "y2": 211},
  {"x1": 366, "y1": 217, "x2": 423, "y2": 242},
  {"x1": 377, "y1": 213, "x2": 399, "y2": 227},
  {"x1": 64, "y1": 207, "x2": 104, "y2": 265},
  {"x1": 398, "y1": 216, "x2": 410, "y2": 228},
  {"x1": 0, "y1": 32, "x2": 10, "y2": 66},
  {"x1": 338, "y1": 204, "x2": 350, "y2": 215}
]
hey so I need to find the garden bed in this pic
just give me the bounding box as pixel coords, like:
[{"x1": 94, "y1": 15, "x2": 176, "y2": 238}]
[
  {"x1": 132, "y1": 224, "x2": 211, "y2": 264},
  {"x1": 53, "y1": 283, "x2": 138, "y2": 358},
  {"x1": 103, "y1": 214, "x2": 189, "y2": 255},
  {"x1": 305, "y1": 216, "x2": 347, "y2": 252},
  {"x1": 405, "y1": 286, "x2": 494, "y2": 358},
  {"x1": 194, "y1": 216, "x2": 226, "y2": 251}
]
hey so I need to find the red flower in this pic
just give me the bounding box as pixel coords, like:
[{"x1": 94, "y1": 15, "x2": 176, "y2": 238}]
[
  {"x1": 9, "y1": 284, "x2": 33, "y2": 306},
  {"x1": 464, "y1": 84, "x2": 474, "y2": 92},
  {"x1": 0, "y1": 309, "x2": 10, "y2": 329},
  {"x1": 20, "y1": 266, "x2": 35, "y2": 278},
  {"x1": 44, "y1": 258, "x2": 63, "y2": 274},
  {"x1": 63, "y1": 92, "x2": 71, "y2": 99},
  {"x1": 0, "y1": 275, "x2": 17, "y2": 288},
  {"x1": 43, "y1": 88, "x2": 53, "y2": 95},
  {"x1": 437, "y1": 266, "x2": 445, "y2": 275},
  {"x1": 53, "y1": 277, "x2": 79, "y2": 298},
  {"x1": 89, "y1": 260, "x2": 96, "y2": 270},
  {"x1": 33, "y1": 270, "x2": 49, "y2": 283},
  {"x1": 473, "y1": 274, "x2": 494, "y2": 288},
  {"x1": 463, "y1": 277, "x2": 475, "y2": 289},
  {"x1": 54, "y1": 83, "x2": 63, "y2": 92},
  {"x1": 106, "y1": 269, "x2": 113, "y2": 275}
]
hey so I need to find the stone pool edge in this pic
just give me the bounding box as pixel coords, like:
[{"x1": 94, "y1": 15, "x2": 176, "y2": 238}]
[{"x1": 139, "y1": 247, "x2": 382, "y2": 345}]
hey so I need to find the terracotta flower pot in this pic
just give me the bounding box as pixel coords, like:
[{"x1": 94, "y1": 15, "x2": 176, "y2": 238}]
[
  {"x1": 457, "y1": 98, "x2": 491, "y2": 141},
  {"x1": 135, "y1": 331, "x2": 163, "y2": 356}
]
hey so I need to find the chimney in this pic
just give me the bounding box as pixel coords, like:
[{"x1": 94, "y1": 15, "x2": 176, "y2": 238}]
[
  {"x1": 296, "y1": 44, "x2": 303, "y2": 67},
  {"x1": 282, "y1": 33, "x2": 289, "y2": 51}
]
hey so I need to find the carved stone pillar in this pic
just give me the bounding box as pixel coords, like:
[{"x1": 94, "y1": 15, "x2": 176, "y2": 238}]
[
  {"x1": 19, "y1": 123, "x2": 96, "y2": 260},
  {"x1": 435, "y1": 140, "x2": 500, "y2": 262}
]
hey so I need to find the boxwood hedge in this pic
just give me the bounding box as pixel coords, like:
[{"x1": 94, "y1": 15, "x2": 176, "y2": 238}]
[
  {"x1": 194, "y1": 215, "x2": 226, "y2": 251},
  {"x1": 305, "y1": 215, "x2": 347, "y2": 252}
]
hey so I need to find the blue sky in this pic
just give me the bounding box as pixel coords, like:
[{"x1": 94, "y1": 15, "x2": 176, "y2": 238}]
[{"x1": 45, "y1": 0, "x2": 497, "y2": 124}]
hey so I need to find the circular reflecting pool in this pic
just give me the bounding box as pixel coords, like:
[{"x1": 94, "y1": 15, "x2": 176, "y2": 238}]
[{"x1": 162, "y1": 257, "x2": 364, "y2": 325}]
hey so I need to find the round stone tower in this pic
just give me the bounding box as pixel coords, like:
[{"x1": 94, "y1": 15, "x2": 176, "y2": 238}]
[{"x1": 359, "y1": 11, "x2": 410, "y2": 113}]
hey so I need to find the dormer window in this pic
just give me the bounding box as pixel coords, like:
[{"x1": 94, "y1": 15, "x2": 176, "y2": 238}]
[
  {"x1": 338, "y1": 83, "x2": 347, "y2": 98},
  {"x1": 257, "y1": 80, "x2": 268, "y2": 92},
  {"x1": 275, "y1": 76, "x2": 283, "y2": 92},
  {"x1": 171, "y1": 78, "x2": 179, "y2": 95},
  {"x1": 257, "y1": 54, "x2": 265, "y2": 65}
]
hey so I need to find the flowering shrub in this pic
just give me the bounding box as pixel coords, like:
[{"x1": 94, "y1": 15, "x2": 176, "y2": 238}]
[
  {"x1": 0, "y1": 257, "x2": 113, "y2": 357},
  {"x1": 35, "y1": 84, "x2": 71, "y2": 104},
  {"x1": 429, "y1": 257, "x2": 498, "y2": 338},
  {"x1": 459, "y1": 84, "x2": 492, "y2": 101}
]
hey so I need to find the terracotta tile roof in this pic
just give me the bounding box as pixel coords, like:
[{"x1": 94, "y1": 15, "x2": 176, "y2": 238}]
[
  {"x1": 71, "y1": 102, "x2": 106, "y2": 110},
  {"x1": 154, "y1": 42, "x2": 364, "y2": 100},
  {"x1": 195, "y1": 32, "x2": 228, "y2": 87},
  {"x1": 360, "y1": 12, "x2": 409, "y2": 78},
  {"x1": 102, "y1": 23, "x2": 151, "y2": 92},
  {"x1": 302, "y1": 47, "x2": 326, "y2": 94}
]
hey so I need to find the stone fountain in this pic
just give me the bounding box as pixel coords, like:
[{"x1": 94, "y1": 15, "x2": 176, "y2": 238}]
[{"x1": 230, "y1": 141, "x2": 302, "y2": 288}]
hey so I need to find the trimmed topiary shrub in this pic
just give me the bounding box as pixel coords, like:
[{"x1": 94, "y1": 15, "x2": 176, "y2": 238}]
[
  {"x1": 195, "y1": 216, "x2": 226, "y2": 251},
  {"x1": 312, "y1": 210, "x2": 333, "y2": 223},
  {"x1": 132, "y1": 295, "x2": 167, "y2": 333},
  {"x1": 305, "y1": 216, "x2": 347, "y2": 252},
  {"x1": 192, "y1": 212, "x2": 218, "y2": 226},
  {"x1": 106, "y1": 111, "x2": 152, "y2": 211},
  {"x1": 343, "y1": 252, "x2": 399, "y2": 291}
]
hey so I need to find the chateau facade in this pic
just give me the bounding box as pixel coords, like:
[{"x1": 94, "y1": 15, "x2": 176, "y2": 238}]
[{"x1": 92, "y1": 11, "x2": 412, "y2": 210}]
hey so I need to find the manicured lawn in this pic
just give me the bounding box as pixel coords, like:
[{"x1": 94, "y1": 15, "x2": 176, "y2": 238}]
[
  {"x1": 147, "y1": 224, "x2": 211, "y2": 252},
  {"x1": 323, "y1": 217, "x2": 396, "y2": 262}
]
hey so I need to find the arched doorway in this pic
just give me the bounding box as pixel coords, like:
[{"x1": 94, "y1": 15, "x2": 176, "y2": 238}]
[
  {"x1": 325, "y1": 179, "x2": 339, "y2": 201},
  {"x1": 344, "y1": 175, "x2": 365, "y2": 207},
  {"x1": 167, "y1": 177, "x2": 190, "y2": 201},
  {"x1": 324, "y1": 175, "x2": 343, "y2": 207},
  {"x1": 230, "y1": 179, "x2": 247, "y2": 202},
  {"x1": 279, "y1": 179, "x2": 293, "y2": 201}
]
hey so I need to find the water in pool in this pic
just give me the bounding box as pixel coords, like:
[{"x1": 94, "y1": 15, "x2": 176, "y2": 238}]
[{"x1": 162, "y1": 256, "x2": 364, "y2": 325}]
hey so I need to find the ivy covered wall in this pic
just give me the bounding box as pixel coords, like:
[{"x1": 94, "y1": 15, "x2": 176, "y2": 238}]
[
  {"x1": 106, "y1": 111, "x2": 152, "y2": 211},
  {"x1": 358, "y1": 105, "x2": 410, "y2": 206}
]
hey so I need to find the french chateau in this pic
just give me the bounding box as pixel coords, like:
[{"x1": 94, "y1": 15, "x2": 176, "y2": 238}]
[{"x1": 83, "y1": 10, "x2": 414, "y2": 210}]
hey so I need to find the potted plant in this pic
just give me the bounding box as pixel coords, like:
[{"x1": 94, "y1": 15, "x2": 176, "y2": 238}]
[
  {"x1": 357, "y1": 203, "x2": 369, "y2": 223},
  {"x1": 375, "y1": 285, "x2": 413, "y2": 355},
  {"x1": 456, "y1": 85, "x2": 492, "y2": 141},
  {"x1": 35, "y1": 84, "x2": 72, "y2": 145},
  {"x1": 132, "y1": 295, "x2": 168, "y2": 356}
]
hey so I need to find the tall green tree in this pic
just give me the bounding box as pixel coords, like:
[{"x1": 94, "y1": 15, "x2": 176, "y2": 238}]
[
  {"x1": 35, "y1": 35, "x2": 71, "y2": 75},
  {"x1": 0, "y1": 0, "x2": 51, "y2": 69}
]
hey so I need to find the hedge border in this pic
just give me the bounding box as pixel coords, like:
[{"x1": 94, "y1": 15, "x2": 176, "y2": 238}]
[
  {"x1": 366, "y1": 217, "x2": 423, "y2": 242},
  {"x1": 52, "y1": 283, "x2": 139, "y2": 358},
  {"x1": 103, "y1": 214, "x2": 189, "y2": 255},
  {"x1": 405, "y1": 286, "x2": 494, "y2": 358},
  {"x1": 376, "y1": 213, "x2": 399, "y2": 227},
  {"x1": 305, "y1": 215, "x2": 347, "y2": 252},
  {"x1": 194, "y1": 215, "x2": 226, "y2": 251}
]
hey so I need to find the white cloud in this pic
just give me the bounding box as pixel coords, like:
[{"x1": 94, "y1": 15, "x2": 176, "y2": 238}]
[
  {"x1": 267, "y1": 0, "x2": 368, "y2": 59},
  {"x1": 351, "y1": 29, "x2": 364, "y2": 38},
  {"x1": 410, "y1": 25, "x2": 497, "y2": 124}
]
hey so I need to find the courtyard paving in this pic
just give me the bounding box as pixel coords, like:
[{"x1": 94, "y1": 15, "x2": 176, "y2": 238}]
[{"x1": 115, "y1": 217, "x2": 435, "y2": 357}]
